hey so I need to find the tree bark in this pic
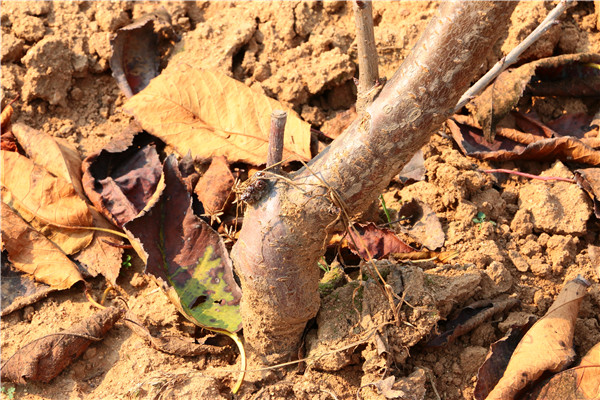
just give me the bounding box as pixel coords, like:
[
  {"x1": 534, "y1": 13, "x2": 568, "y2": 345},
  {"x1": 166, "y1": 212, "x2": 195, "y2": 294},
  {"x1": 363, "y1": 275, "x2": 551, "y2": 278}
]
[{"x1": 231, "y1": 1, "x2": 517, "y2": 364}]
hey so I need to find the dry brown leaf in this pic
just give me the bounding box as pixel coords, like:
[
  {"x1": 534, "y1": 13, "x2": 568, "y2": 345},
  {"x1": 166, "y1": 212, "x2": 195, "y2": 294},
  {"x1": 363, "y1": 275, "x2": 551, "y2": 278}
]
[
  {"x1": 485, "y1": 277, "x2": 589, "y2": 400},
  {"x1": 1, "y1": 150, "x2": 93, "y2": 254},
  {"x1": 124, "y1": 62, "x2": 312, "y2": 165},
  {"x1": 1, "y1": 202, "x2": 83, "y2": 289},
  {"x1": 11, "y1": 123, "x2": 86, "y2": 199},
  {"x1": 0, "y1": 306, "x2": 122, "y2": 384},
  {"x1": 194, "y1": 155, "x2": 235, "y2": 219},
  {"x1": 576, "y1": 341, "x2": 600, "y2": 398}
]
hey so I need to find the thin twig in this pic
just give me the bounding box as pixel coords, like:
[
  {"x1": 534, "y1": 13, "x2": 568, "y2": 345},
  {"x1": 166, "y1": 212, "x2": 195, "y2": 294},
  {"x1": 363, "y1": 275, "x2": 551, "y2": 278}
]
[
  {"x1": 482, "y1": 169, "x2": 576, "y2": 183},
  {"x1": 353, "y1": 0, "x2": 380, "y2": 115},
  {"x1": 266, "y1": 110, "x2": 287, "y2": 174},
  {"x1": 454, "y1": 0, "x2": 575, "y2": 112}
]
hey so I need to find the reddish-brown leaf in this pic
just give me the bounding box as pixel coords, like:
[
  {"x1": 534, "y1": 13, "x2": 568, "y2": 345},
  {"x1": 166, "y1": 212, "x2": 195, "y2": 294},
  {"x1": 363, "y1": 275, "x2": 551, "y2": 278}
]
[
  {"x1": 194, "y1": 156, "x2": 235, "y2": 218},
  {"x1": 447, "y1": 118, "x2": 600, "y2": 166},
  {"x1": 81, "y1": 126, "x2": 163, "y2": 227},
  {"x1": 347, "y1": 222, "x2": 415, "y2": 260},
  {"x1": 574, "y1": 168, "x2": 600, "y2": 218},
  {"x1": 0, "y1": 306, "x2": 122, "y2": 384}
]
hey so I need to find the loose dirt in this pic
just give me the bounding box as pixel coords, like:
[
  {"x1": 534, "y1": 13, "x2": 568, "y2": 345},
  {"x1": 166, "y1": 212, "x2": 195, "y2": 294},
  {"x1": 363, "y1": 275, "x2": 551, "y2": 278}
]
[{"x1": 1, "y1": 1, "x2": 599, "y2": 399}]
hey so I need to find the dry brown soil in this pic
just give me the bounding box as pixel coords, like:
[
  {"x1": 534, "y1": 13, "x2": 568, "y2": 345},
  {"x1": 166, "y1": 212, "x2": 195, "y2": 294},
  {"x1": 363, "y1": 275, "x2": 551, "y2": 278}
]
[{"x1": 1, "y1": 1, "x2": 600, "y2": 400}]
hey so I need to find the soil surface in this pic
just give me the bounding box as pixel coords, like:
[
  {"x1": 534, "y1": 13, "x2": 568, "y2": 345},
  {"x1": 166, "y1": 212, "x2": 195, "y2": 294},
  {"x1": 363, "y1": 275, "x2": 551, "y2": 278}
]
[{"x1": 2, "y1": 1, "x2": 600, "y2": 400}]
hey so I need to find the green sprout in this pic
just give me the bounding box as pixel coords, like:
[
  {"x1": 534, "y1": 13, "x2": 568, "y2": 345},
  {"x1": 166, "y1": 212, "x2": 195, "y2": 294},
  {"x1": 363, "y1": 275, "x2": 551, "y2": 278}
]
[
  {"x1": 1, "y1": 386, "x2": 15, "y2": 400},
  {"x1": 122, "y1": 254, "x2": 132, "y2": 268},
  {"x1": 472, "y1": 211, "x2": 496, "y2": 230},
  {"x1": 317, "y1": 257, "x2": 330, "y2": 273},
  {"x1": 379, "y1": 194, "x2": 392, "y2": 224}
]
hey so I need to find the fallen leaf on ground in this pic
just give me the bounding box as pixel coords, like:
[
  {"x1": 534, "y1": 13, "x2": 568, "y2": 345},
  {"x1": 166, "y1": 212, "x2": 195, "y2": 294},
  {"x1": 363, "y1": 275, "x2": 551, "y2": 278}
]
[
  {"x1": 397, "y1": 150, "x2": 426, "y2": 184},
  {"x1": 123, "y1": 311, "x2": 228, "y2": 357},
  {"x1": 1, "y1": 261, "x2": 56, "y2": 317},
  {"x1": 359, "y1": 376, "x2": 405, "y2": 399},
  {"x1": 125, "y1": 62, "x2": 312, "y2": 165},
  {"x1": 574, "y1": 168, "x2": 600, "y2": 218},
  {"x1": 396, "y1": 198, "x2": 444, "y2": 250},
  {"x1": 194, "y1": 156, "x2": 235, "y2": 221},
  {"x1": 347, "y1": 222, "x2": 415, "y2": 260},
  {"x1": 474, "y1": 316, "x2": 537, "y2": 400},
  {"x1": 12, "y1": 123, "x2": 86, "y2": 199},
  {"x1": 467, "y1": 53, "x2": 600, "y2": 142},
  {"x1": 73, "y1": 207, "x2": 123, "y2": 284},
  {"x1": 427, "y1": 298, "x2": 519, "y2": 347},
  {"x1": 124, "y1": 155, "x2": 242, "y2": 332},
  {"x1": 1, "y1": 202, "x2": 84, "y2": 289},
  {"x1": 447, "y1": 118, "x2": 600, "y2": 166},
  {"x1": 1, "y1": 150, "x2": 94, "y2": 254},
  {"x1": 0, "y1": 306, "x2": 122, "y2": 384},
  {"x1": 81, "y1": 126, "x2": 163, "y2": 227},
  {"x1": 528, "y1": 341, "x2": 600, "y2": 400},
  {"x1": 485, "y1": 276, "x2": 590, "y2": 400},
  {"x1": 110, "y1": 11, "x2": 173, "y2": 97}
]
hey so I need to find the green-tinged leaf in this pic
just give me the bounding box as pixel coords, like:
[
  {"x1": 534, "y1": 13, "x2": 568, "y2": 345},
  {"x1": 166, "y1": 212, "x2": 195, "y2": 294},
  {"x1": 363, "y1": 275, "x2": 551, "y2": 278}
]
[{"x1": 124, "y1": 155, "x2": 242, "y2": 332}]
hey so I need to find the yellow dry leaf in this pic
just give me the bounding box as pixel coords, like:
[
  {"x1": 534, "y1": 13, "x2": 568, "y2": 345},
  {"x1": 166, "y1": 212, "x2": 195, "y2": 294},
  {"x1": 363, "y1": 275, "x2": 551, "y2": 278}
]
[
  {"x1": 486, "y1": 277, "x2": 589, "y2": 400},
  {"x1": 124, "y1": 62, "x2": 312, "y2": 165},
  {"x1": 1, "y1": 150, "x2": 93, "y2": 255},
  {"x1": 1, "y1": 202, "x2": 83, "y2": 290}
]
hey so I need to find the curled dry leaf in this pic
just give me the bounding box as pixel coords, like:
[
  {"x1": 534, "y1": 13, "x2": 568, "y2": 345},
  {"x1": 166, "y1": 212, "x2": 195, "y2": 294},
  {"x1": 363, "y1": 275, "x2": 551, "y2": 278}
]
[
  {"x1": 12, "y1": 123, "x2": 86, "y2": 199},
  {"x1": 194, "y1": 156, "x2": 235, "y2": 220},
  {"x1": 1, "y1": 150, "x2": 93, "y2": 254},
  {"x1": 474, "y1": 316, "x2": 537, "y2": 400},
  {"x1": 347, "y1": 222, "x2": 415, "y2": 260},
  {"x1": 110, "y1": 11, "x2": 173, "y2": 97},
  {"x1": 467, "y1": 53, "x2": 600, "y2": 142},
  {"x1": 397, "y1": 149, "x2": 426, "y2": 184},
  {"x1": 427, "y1": 298, "x2": 519, "y2": 348},
  {"x1": 1, "y1": 203, "x2": 83, "y2": 289},
  {"x1": 574, "y1": 168, "x2": 600, "y2": 218},
  {"x1": 124, "y1": 155, "x2": 242, "y2": 333},
  {"x1": 1, "y1": 260, "x2": 56, "y2": 317},
  {"x1": 123, "y1": 311, "x2": 228, "y2": 357},
  {"x1": 447, "y1": 118, "x2": 600, "y2": 166},
  {"x1": 81, "y1": 127, "x2": 163, "y2": 227},
  {"x1": 528, "y1": 341, "x2": 600, "y2": 400},
  {"x1": 124, "y1": 62, "x2": 312, "y2": 165},
  {"x1": 0, "y1": 306, "x2": 123, "y2": 384},
  {"x1": 485, "y1": 276, "x2": 590, "y2": 400},
  {"x1": 396, "y1": 198, "x2": 444, "y2": 250}
]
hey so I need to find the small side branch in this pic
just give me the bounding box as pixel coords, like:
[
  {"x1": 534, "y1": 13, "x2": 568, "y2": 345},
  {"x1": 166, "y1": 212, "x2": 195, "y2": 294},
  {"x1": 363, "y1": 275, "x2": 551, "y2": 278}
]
[
  {"x1": 454, "y1": 0, "x2": 575, "y2": 113},
  {"x1": 266, "y1": 110, "x2": 287, "y2": 174},
  {"x1": 353, "y1": 0, "x2": 380, "y2": 114}
]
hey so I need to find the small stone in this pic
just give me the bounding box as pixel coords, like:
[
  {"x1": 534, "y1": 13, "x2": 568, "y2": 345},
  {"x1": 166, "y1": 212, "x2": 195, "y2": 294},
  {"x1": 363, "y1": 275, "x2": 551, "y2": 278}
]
[
  {"x1": 508, "y1": 250, "x2": 529, "y2": 272},
  {"x1": 510, "y1": 209, "x2": 533, "y2": 237},
  {"x1": 530, "y1": 259, "x2": 551, "y2": 277},
  {"x1": 130, "y1": 272, "x2": 147, "y2": 288},
  {"x1": 485, "y1": 261, "x2": 512, "y2": 293},
  {"x1": 23, "y1": 306, "x2": 35, "y2": 322},
  {"x1": 1, "y1": 33, "x2": 25, "y2": 62},
  {"x1": 95, "y1": 7, "x2": 130, "y2": 32},
  {"x1": 12, "y1": 15, "x2": 46, "y2": 42},
  {"x1": 517, "y1": 161, "x2": 592, "y2": 235}
]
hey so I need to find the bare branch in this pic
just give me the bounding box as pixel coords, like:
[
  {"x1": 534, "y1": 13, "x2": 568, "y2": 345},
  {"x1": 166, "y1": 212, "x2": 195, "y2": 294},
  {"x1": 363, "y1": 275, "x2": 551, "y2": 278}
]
[
  {"x1": 266, "y1": 110, "x2": 287, "y2": 174},
  {"x1": 454, "y1": 0, "x2": 576, "y2": 112},
  {"x1": 353, "y1": 0, "x2": 380, "y2": 115}
]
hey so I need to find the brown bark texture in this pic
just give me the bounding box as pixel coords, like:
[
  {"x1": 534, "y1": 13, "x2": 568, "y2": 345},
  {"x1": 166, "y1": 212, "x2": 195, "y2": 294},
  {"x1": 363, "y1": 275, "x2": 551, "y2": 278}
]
[{"x1": 231, "y1": 1, "x2": 518, "y2": 363}]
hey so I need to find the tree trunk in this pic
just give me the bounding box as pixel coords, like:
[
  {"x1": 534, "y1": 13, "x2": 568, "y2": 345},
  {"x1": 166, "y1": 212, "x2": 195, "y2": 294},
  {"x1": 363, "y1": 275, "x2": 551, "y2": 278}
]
[{"x1": 231, "y1": 0, "x2": 517, "y2": 364}]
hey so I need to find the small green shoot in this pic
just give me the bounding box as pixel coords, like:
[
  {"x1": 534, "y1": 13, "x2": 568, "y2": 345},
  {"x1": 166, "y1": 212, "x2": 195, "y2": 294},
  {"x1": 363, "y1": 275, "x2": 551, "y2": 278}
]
[
  {"x1": 379, "y1": 194, "x2": 392, "y2": 224},
  {"x1": 472, "y1": 211, "x2": 496, "y2": 230},
  {"x1": 317, "y1": 257, "x2": 330, "y2": 273},
  {"x1": 122, "y1": 254, "x2": 132, "y2": 268},
  {"x1": 1, "y1": 385, "x2": 15, "y2": 400}
]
